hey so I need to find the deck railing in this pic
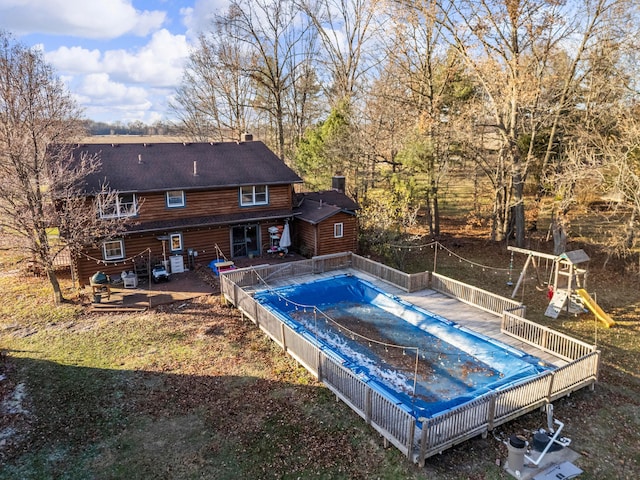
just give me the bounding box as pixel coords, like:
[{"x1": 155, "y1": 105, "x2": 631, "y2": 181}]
[
  {"x1": 431, "y1": 272, "x2": 526, "y2": 317},
  {"x1": 320, "y1": 357, "x2": 417, "y2": 457},
  {"x1": 311, "y1": 252, "x2": 353, "y2": 273},
  {"x1": 219, "y1": 257, "x2": 599, "y2": 465},
  {"x1": 221, "y1": 252, "x2": 431, "y2": 293},
  {"x1": 501, "y1": 311, "x2": 596, "y2": 361},
  {"x1": 351, "y1": 254, "x2": 430, "y2": 292}
]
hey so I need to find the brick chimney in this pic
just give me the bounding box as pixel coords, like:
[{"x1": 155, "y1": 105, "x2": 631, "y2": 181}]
[{"x1": 332, "y1": 176, "x2": 345, "y2": 193}]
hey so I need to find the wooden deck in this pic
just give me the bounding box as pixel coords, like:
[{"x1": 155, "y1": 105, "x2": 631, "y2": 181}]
[
  {"x1": 224, "y1": 255, "x2": 597, "y2": 465},
  {"x1": 252, "y1": 268, "x2": 568, "y2": 368}
]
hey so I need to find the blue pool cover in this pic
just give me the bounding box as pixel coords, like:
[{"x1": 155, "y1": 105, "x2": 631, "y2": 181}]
[{"x1": 254, "y1": 274, "x2": 552, "y2": 419}]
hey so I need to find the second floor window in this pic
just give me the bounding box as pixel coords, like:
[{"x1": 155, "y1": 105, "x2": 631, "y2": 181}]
[
  {"x1": 166, "y1": 190, "x2": 185, "y2": 208},
  {"x1": 99, "y1": 193, "x2": 138, "y2": 219},
  {"x1": 240, "y1": 185, "x2": 268, "y2": 206}
]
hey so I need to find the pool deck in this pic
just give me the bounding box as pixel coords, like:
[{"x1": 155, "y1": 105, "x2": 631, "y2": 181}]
[{"x1": 253, "y1": 268, "x2": 568, "y2": 368}]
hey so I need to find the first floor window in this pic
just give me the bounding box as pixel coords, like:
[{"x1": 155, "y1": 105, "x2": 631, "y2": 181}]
[
  {"x1": 103, "y1": 239, "x2": 124, "y2": 260},
  {"x1": 334, "y1": 222, "x2": 344, "y2": 238},
  {"x1": 240, "y1": 185, "x2": 268, "y2": 206},
  {"x1": 170, "y1": 233, "x2": 183, "y2": 252}
]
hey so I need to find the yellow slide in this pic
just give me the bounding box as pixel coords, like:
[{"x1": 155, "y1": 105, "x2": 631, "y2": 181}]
[{"x1": 576, "y1": 289, "x2": 615, "y2": 328}]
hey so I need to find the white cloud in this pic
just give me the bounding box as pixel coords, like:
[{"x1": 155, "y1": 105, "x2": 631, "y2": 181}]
[
  {"x1": 72, "y1": 74, "x2": 178, "y2": 124},
  {"x1": 46, "y1": 29, "x2": 189, "y2": 88},
  {"x1": 181, "y1": 0, "x2": 230, "y2": 40},
  {"x1": 0, "y1": 0, "x2": 166, "y2": 39},
  {"x1": 75, "y1": 72, "x2": 162, "y2": 123},
  {"x1": 102, "y1": 29, "x2": 190, "y2": 87},
  {"x1": 78, "y1": 73, "x2": 149, "y2": 105},
  {"x1": 0, "y1": 1, "x2": 197, "y2": 123},
  {"x1": 45, "y1": 47, "x2": 103, "y2": 74}
]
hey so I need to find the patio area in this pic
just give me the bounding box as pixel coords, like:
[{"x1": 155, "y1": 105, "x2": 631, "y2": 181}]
[
  {"x1": 85, "y1": 251, "x2": 307, "y2": 311},
  {"x1": 87, "y1": 268, "x2": 217, "y2": 311}
]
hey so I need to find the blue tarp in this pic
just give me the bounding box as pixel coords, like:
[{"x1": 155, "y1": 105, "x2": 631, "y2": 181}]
[{"x1": 255, "y1": 274, "x2": 552, "y2": 418}]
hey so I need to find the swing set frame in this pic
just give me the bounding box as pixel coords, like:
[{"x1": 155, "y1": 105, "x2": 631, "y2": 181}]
[{"x1": 507, "y1": 246, "x2": 557, "y2": 299}]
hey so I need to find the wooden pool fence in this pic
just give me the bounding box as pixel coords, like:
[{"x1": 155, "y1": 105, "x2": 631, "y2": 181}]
[{"x1": 220, "y1": 252, "x2": 599, "y2": 465}]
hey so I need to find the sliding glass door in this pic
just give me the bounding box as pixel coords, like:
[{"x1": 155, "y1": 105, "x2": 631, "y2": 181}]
[{"x1": 231, "y1": 224, "x2": 260, "y2": 257}]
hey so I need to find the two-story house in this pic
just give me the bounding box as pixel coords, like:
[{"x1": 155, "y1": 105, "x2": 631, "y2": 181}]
[{"x1": 71, "y1": 139, "x2": 306, "y2": 285}]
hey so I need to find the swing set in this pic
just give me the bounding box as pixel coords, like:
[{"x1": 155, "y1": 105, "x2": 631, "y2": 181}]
[
  {"x1": 507, "y1": 246, "x2": 615, "y2": 327},
  {"x1": 507, "y1": 246, "x2": 557, "y2": 298}
]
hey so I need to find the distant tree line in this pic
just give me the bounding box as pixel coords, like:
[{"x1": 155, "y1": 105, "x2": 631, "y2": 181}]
[{"x1": 82, "y1": 119, "x2": 181, "y2": 137}]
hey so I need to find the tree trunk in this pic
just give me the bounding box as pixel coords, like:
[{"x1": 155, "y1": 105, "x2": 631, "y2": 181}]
[
  {"x1": 625, "y1": 209, "x2": 636, "y2": 249},
  {"x1": 512, "y1": 170, "x2": 526, "y2": 247},
  {"x1": 432, "y1": 190, "x2": 440, "y2": 237},
  {"x1": 492, "y1": 186, "x2": 507, "y2": 242},
  {"x1": 425, "y1": 190, "x2": 434, "y2": 235},
  {"x1": 46, "y1": 267, "x2": 65, "y2": 305},
  {"x1": 551, "y1": 213, "x2": 568, "y2": 255}
]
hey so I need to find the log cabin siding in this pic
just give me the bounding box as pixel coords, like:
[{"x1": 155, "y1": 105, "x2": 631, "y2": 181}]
[
  {"x1": 76, "y1": 226, "x2": 234, "y2": 286},
  {"x1": 295, "y1": 220, "x2": 320, "y2": 257},
  {"x1": 294, "y1": 212, "x2": 358, "y2": 257},
  {"x1": 316, "y1": 213, "x2": 358, "y2": 256},
  {"x1": 134, "y1": 185, "x2": 293, "y2": 223}
]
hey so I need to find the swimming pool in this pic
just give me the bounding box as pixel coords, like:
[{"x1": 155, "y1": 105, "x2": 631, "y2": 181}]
[{"x1": 254, "y1": 274, "x2": 553, "y2": 419}]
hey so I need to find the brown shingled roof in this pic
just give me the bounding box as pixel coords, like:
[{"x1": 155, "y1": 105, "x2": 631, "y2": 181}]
[
  {"x1": 294, "y1": 190, "x2": 360, "y2": 210},
  {"x1": 127, "y1": 208, "x2": 299, "y2": 233},
  {"x1": 73, "y1": 141, "x2": 302, "y2": 194},
  {"x1": 294, "y1": 190, "x2": 359, "y2": 224}
]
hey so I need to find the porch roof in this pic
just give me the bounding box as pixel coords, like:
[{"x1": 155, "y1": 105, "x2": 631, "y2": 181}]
[{"x1": 125, "y1": 208, "x2": 299, "y2": 234}]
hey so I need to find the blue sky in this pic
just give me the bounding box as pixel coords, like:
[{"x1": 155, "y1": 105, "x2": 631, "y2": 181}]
[{"x1": 0, "y1": 0, "x2": 231, "y2": 124}]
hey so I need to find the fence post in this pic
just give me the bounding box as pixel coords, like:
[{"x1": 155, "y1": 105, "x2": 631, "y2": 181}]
[
  {"x1": 541, "y1": 328, "x2": 549, "y2": 351},
  {"x1": 487, "y1": 394, "x2": 496, "y2": 431},
  {"x1": 280, "y1": 323, "x2": 287, "y2": 352},
  {"x1": 546, "y1": 372, "x2": 555, "y2": 401},
  {"x1": 365, "y1": 388, "x2": 372, "y2": 425},
  {"x1": 418, "y1": 418, "x2": 429, "y2": 467},
  {"x1": 406, "y1": 417, "x2": 416, "y2": 461}
]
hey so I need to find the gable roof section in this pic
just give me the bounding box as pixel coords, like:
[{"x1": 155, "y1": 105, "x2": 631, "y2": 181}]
[
  {"x1": 294, "y1": 190, "x2": 359, "y2": 224},
  {"x1": 295, "y1": 190, "x2": 360, "y2": 211},
  {"x1": 73, "y1": 141, "x2": 302, "y2": 194},
  {"x1": 295, "y1": 199, "x2": 343, "y2": 224}
]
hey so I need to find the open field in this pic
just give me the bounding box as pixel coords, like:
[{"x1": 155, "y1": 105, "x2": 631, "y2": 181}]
[{"x1": 1, "y1": 220, "x2": 639, "y2": 479}]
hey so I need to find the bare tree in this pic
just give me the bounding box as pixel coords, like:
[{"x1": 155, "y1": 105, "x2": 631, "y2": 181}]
[
  {"x1": 283, "y1": 29, "x2": 323, "y2": 151},
  {"x1": 172, "y1": 29, "x2": 256, "y2": 142},
  {"x1": 432, "y1": 0, "x2": 625, "y2": 248},
  {"x1": 0, "y1": 32, "x2": 124, "y2": 304},
  {"x1": 220, "y1": 0, "x2": 314, "y2": 160},
  {"x1": 541, "y1": 2, "x2": 639, "y2": 254},
  {"x1": 380, "y1": 1, "x2": 475, "y2": 236},
  {"x1": 299, "y1": 0, "x2": 381, "y2": 107}
]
